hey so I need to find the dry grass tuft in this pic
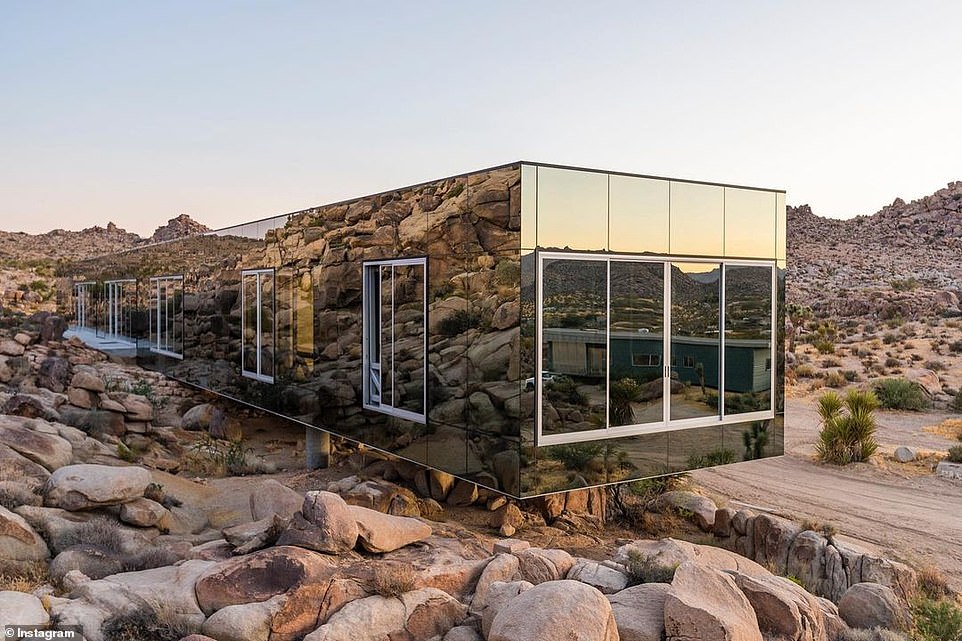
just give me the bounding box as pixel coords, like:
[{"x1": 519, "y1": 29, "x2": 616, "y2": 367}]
[
  {"x1": 0, "y1": 560, "x2": 49, "y2": 593},
  {"x1": 371, "y1": 562, "x2": 417, "y2": 598}
]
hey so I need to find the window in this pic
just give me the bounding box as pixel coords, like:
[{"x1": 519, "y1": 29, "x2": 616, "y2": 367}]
[
  {"x1": 631, "y1": 353, "x2": 660, "y2": 367},
  {"x1": 537, "y1": 252, "x2": 775, "y2": 445},
  {"x1": 242, "y1": 269, "x2": 275, "y2": 383},
  {"x1": 362, "y1": 258, "x2": 426, "y2": 423},
  {"x1": 149, "y1": 276, "x2": 183, "y2": 359},
  {"x1": 103, "y1": 279, "x2": 136, "y2": 343},
  {"x1": 74, "y1": 282, "x2": 94, "y2": 330}
]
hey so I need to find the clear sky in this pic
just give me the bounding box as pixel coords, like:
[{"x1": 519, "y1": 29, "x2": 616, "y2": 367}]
[{"x1": 2, "y1": 1, "x2": 961, "y2": 236}]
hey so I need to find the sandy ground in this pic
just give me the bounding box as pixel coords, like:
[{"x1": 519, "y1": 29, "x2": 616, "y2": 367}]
[{"x1": 694, "y1": 393, "x2": 962, "y2": 590}]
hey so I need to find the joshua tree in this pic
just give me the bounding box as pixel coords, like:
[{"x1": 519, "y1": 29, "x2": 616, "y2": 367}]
[
  {"x1": 609, "y1": 378, "x2": 642, "y2": 426},
  {"x1": 743, "y1": 421, "x2": 769, "y2": 460}
]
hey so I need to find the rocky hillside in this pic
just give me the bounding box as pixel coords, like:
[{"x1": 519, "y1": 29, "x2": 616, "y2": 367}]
[
  {"x1": 0, "y1": 214, "x2": 209, "y2": 315},
  {"x1": 149, "y1": 213, "x2": 211, "y2": 244},
  {"x1": 0, "y1": 215, "x2": 210, "y2": 267},
  {"x1": 788, "y1": 181, "x2": 962, "y2": 320}
]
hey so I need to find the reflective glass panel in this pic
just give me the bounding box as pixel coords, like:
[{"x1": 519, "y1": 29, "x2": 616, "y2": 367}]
[
  {"x1": 669, "y1": 182, "x2": 724, "y2": 256},
  {"x1": 380, "y1": 266, "x2": 394, "y2": 407},
  {"x1": 609, "y1": 260, "x2": 665, "y2": 427},
  {"x1": 724, "y1": 265, "x2": 773, "y2": 415},
  {"x1": 242, "y1": 274, "x2": 258, "y2": 374},
  {"x1": 536, "y1": 167, "x2": 608, "y2": 251},
  {"x1": 670, "y1": 262, "x2": 720, "y2": 420},
  {"x1": 775, "y1": 192, "x2": 786, "y2": 261},
  {"x1": 541, "y1": 257, "x2": 606, "y2": 435},
  {"x1": 521, "y1": 164, "x2": 537, "y2": 250},
  {"x1": 260, "y1": 272, "x2": 274, "y2": 379},
  {"x1": 393, "y1": 263, "x2": 425, "y2": 415},
  {"x1": 725, "y1": 188, "x2": 776, "y2": 258},
  {"x1": 609, "y1": 175, "x2": 669, "y2": 254}
]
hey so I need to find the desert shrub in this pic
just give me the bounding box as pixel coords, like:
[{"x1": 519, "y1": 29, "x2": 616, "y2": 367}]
[
  {"x1": 952, "y1": 393, "x2": 962, "y2": 413},
  {"x1": 814, "y1": 339, "x2": 835, "y2": 354},
  {"x1": 917, "y1": 565, "x2": 950, "y2": 600},
  {"x1": 911, "y1": 353, "x2": 924, "y2": 362},
  {"x1": 100, "y1": 608, "x2": 189, "y2": 641},
  {"x1": 815, "y1": 390, "x2": 879, "y2": 464},
  {"x1": 795, "y1": 364, "x2": 817, "y2": 379},
  {"x1": 0, "y1": 483, "x2": 40, "y2": 511},
  {"x1": 913, "y1": 596, "x2": 962, "y2": 641},
  {"x1": 842, "y1": 370, "x2": 860, "y2": 382},
  {"x1": 836, "y1": 629, "x2": 910, "y2": 641},
  {"x1": 0, "y1": 560, "x2": 49, "y2": 593},
  {"x1": 436, "y1": 309, "x2": 483, "y2": 337},
  {"x1": 890, "y1": 277, "x2": 919, "y2": 292},
  {"x1": 687, "y1": 449, "x2": 736, "y2": 469},
  {"x1": 190, "y1": 433, "x2": 253, "y2": 476},
  {"x1": 546, "y1": 442, "x2": 603, "y2": 470},
  {"x1": 822, "y1": 357, "x2": 842, "y2": 368},
  {"x1": 124, "y1": 546, "x2": 181, "y2": 573},
  {"x1": 628, "y1": 475, "x2": 683, "y2": 498},
  {"x1": 884, "y1": 357, "x2": 900, "y2": 368},
  {"x1": 824, "y1": 371, "x2": 847, "y2": 388},
  {"x1": 873, "y1": 378, "x2": 929, "y2": 411},
  {"x1": 882, "y1": 332, "x2": 899, "y2": 345},
  {"x1": 371, "y1": 562, "x2": 417, "y2": 598},
  {"x1": 60, "y1": 518, "x2": 125, "y2": 554},
  {"x1": 493, "y1": 260, "x2": 521, "y2": 287},
  {"x1": 925, "y1": 360, "x2": 946, "y2": 371},
  {"x1": 544, "y1": 376, "x2": 586, "y2": 406},
  {"x1": 947, "y1": 446, "x2": 962, "y2": 464},
  {"x1": 950, "y1": 340, "x2": 962, "y2": 354},
  {"x1": 624, "y1": 549, "x2": 677, "y2": 586}
]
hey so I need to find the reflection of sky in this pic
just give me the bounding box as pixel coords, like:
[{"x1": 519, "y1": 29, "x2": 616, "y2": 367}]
[{"x1": 527, "y1": 165, "x2": 780, "y2": 259}]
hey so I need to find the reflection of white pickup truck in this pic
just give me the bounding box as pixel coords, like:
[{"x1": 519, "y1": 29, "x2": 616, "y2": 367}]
[{"x1": 524, "y1": 371, "x2": 563, "y2": 391}]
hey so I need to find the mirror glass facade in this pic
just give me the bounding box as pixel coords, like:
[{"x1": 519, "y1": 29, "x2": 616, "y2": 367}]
[{"x1": 65, "y1": 162, "x2": 784, "y2": 498}]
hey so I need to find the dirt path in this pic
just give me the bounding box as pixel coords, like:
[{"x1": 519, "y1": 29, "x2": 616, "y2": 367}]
[{"x1": 694, "y1": 394, "x2": 962, "y2": 590}]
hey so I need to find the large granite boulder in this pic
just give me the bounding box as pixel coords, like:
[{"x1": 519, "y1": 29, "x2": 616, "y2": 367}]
[
  {"x1": 304, "y1": 588, "x2": 466, "y2": 641},
  {"x1": 277, "y1": 491, "x2": 358, "y2": 554},
  {"x1": 607, "y1": 583, "x2": 671, "y2": 641},
  {"x1": 664, "y1": 561, "x2": 763, "y2": 641},
  {"x1": 194, "y1": 545, "x2": 336, "y2": 615},
  {"x1": 43, "y1": 464, "x2": 151, "y2": 511},
  {"x1": 732, "y1": 571, "x2": 826, "y2": 641},
  {"x1": 488, "y1": 579, "x2": 619, "y2": 641},
  {"x1": 0, "y1": 591, "x2": 49, "y2": 628},
  {"x1": 838, "y1": 582, "x2": 910, "y2": 632},
  {"x1": 0, "y1": 416, "x2": 73, "y2": 471},
  {"x1": 250, "y1": 479, "x2": 304, "y2": 521},
  {"x1": 515, "y1": 547, "x2": 575, "y2": 584},
  {"x1": 349, "y1": 505, "x2": 431, "y2": 553},
  {"x1": 0, "y1": 504, "x2": 50, "y2": 565}
]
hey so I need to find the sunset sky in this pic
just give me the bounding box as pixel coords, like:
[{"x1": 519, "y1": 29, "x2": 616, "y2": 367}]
[{"x1": 2, "y1": 1, "x2": 961, "y2": 236}]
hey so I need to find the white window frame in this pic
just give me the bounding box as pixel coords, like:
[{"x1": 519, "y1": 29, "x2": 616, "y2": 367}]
[
  {"x1": 149, "y1": 275, "x2": 184, "y2": 359},
  {"x1": 104, "y1": 279, "x2": 136, "y2": 344},
  {"x1": 361, "y1": 257, "x2": 427, "y2": 424},
  {"x1": 74, "y1": 282, "x2": 94, "y2": 330},
  {"x1": 536, "y1": 251, "x2": 776, "y2": 446},
  {"x1": 241, "y1": 268, "x2": 275, "y2": 384}
]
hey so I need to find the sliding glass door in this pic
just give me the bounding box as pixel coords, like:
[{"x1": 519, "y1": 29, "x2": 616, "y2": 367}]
[{"x1": 537, "y1": 252, "x2": 774, "y2": 446}]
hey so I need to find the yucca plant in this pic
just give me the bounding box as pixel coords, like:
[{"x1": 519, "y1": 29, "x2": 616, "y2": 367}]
[
  {"x1": 609, "y1": 378, "x2": 643, "y2": 426},
  {"x1": 815, "y1": 389, "x2": 880, "y2": 464}
]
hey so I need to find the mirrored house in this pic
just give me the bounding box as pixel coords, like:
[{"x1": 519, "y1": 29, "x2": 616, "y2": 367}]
[{"x1": 64, "y1": 162, "x2": 786, "y2": 498}]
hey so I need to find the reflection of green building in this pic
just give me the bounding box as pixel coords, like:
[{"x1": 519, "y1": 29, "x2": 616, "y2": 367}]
[
  {"x1": 65, "y1": 162, "x2": 786, "y2": 499},
  {"x1": 545, "y1": 329, "x2": 771, "y2": 393}
]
